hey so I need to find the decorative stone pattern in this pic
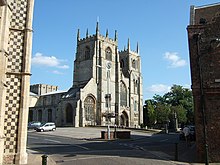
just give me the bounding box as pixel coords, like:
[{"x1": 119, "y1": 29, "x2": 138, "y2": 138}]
[
  {"x1": 0, "y1": 0, "x2": 34, "y2": 164},
  {"x1": 4, "y1": 0, "x2": 27, "y2": 159},
  {"x1": 10, "y1": 0, "x2": 27, "y2": 30},
  {"x1": 4, "y1": 74, "x2": 21, "y2": 154}
]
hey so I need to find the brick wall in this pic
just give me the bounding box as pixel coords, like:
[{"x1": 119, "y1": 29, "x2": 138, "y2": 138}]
[{"x1": 188, "y1": 3, "x2": 220, "y2": 163}]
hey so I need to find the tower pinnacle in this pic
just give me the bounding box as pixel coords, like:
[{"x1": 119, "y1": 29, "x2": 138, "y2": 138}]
[
  {"x1": 136, "y1": 42, "x2": 139, "y2": 54},
  {"x1": 96, "y1": 21, "x2": 99, "y2": 36},
  {"x1": 106, "y1": 29, "x2": 108, "y2": 38},
  {"x1": 77, "y1": 29, "x2": 80, "y2": 41},
  {"x1": 127, "y1": 38, "x2": 130, "y2": 51},
  {"x1": 86, "y1": 28, "x2": 89, "y2": 38},
  {"x1": 114, "y1": 30, "x2": 118, "y2": 41}
]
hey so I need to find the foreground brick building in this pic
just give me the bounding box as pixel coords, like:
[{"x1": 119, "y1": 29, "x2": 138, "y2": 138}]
[
  {"x1": 0, "y1": 0, "x2": 34, "y2": 164},
  {"x1": 187, "y1": 3, "x2": 220, "y2": 163}
]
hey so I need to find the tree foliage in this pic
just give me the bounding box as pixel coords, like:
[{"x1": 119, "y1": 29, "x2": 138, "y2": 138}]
[{"x1": 143, "y1": 84, "x2": 194, "y2": 128}]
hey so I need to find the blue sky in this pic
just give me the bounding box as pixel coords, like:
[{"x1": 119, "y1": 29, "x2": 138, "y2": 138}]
[{"x1": 31, "y1": 0, "x2": 220, "y2": 100}]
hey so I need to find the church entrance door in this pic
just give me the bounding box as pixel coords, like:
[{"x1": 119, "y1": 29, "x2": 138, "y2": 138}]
[
  {"x1": 120, "y1": 111, "x2": 129, "y2": 127},
  {"x1": 66, "y1": 103, "x2": 73, "y2": 124}
]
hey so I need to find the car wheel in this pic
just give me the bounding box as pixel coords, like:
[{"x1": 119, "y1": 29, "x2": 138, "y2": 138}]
[
  {"x1": 41, "y1": 129, "x2": 44, "y2": 132},
  {"x1": 52, "y1": 128, "x2": 55, "y2": 131}
]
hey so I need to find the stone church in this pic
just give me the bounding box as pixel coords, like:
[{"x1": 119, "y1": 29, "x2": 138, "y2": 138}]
[{"x1": 30, "y1": 23, "x2": 143, "y2": 128}]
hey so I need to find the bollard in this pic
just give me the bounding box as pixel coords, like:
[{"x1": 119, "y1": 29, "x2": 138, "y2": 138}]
[
  {"x1": 174, "y1": 143, "x2": 178, "y2": 161},
  {"x1": 114, "y1": 125, "x2": 117, "y2": 139},
  {"x1": 107, "y1": 125, "x2": 110, "y2": 140},
  {"x1": 42, "y1": 154, "x2": 48, "y2": 165}
]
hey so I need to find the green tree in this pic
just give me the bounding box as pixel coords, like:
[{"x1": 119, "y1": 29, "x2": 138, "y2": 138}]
[
  {"x1": 155, "y1": 103, "x2": 170, "y2": 124},
  {"x1": 143, "y1": 84, "x2": 194, "y2": 129},
  {"x1": 170, "y1": 105, "x2": 187, "y2": 123},
  {"x1": 146, "y1": 100, "x2": 156, "y2": 127},
  {"x1": 164, "y1": 85, "x2": 194, "y2": 125}
]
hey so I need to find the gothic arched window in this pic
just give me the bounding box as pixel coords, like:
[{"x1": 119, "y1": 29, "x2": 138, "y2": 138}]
[
  {"x1": 120, "y1": 59, "x2": 124, "y2": 68},
  {"x1": 134, "y1": 100, "x2": 137, "y2": 112},
  {"x1": 84, "y1": 96, "x2": 95, "y2": 121},
  {"x1": 85, "y1": 46, "x2": 90, "y2": 60},
  {"x1": 105, "y1": 47, "x2": 112, "y2": 61},
  {"x1": 120, "y1": 82, "x2": 127, "y2": 106},
  {"x1": 132, "y1": 59, "x2": 136, "y2": 69}
]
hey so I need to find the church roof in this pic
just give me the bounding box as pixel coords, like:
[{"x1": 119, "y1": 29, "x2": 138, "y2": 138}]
[
  {"x1": 62, "y1": 87, "x2": 80, "y2": 98},
  {"x1": 41, "y1": 90, "x2": 67, "y2": 96}
]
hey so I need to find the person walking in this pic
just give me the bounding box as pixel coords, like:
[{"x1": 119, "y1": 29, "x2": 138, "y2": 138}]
[{"x1": 182, "y1": 126, "x2": 190, "y2": 146}]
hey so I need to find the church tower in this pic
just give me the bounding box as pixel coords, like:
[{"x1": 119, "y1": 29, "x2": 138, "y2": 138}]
[
  {"x1": 119, "y1": 40, "x2": 143, "y2": 127},
  {"x1": 72, "y1": 22, "x2": 120, "y2": 126}
]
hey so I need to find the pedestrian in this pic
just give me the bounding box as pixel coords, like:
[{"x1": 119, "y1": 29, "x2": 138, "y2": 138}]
[{"x1": 182, "y1": 126, "x2": 191, "y2": 146}]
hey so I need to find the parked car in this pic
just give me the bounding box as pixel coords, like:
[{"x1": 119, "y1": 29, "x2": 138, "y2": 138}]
[
  {"x1": 36, "y1": 122, "x2": 56, "y2": 132},
  {"x1": 28, "y1": 121, "x2": 41, "y2": 130},
  {"x1": 179, "y1": 125, "x2": 196, "y2": 141}
]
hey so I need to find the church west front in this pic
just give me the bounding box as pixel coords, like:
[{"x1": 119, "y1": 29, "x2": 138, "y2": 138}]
[{"x1": 29, "y1": 23, "x2": 143, "y2": 128}]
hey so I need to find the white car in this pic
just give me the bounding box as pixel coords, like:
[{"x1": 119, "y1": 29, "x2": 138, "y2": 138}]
[{"x1": 36, "y1": 122, "x2": 56, "y2": 132}]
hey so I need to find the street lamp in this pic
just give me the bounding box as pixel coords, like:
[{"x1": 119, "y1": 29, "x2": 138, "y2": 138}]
[
  {"x1": 97, "y1": 62, "x2": 112, "y2": 140},
  {"x1": 106, "y1": 61, "x2": 112, "y2": 140}
]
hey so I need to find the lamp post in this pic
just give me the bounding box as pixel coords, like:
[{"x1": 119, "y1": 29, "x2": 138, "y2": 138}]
[
  {"x1": 97, "y1": 62, "x2": 111, "y2": 140},
  {"x1": 106, "y1": 61, "x2": 112, "y2": 140}
]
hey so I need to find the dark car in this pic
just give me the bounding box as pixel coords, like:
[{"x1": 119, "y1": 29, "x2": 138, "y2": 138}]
[
  {"x1": 28, "y1": 121, "x2": 41, "y2": 130},
  {"x1": 179, "y1": 125, "x2": 196, "y2": 141}
]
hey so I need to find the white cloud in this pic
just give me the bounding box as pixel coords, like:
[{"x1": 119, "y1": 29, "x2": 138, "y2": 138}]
[
  {"x1": 147, "y1": 84, "x2": 171, "y2": 93},
  {"x1": 164, "y1": 52, "x2": 187, "y2": 68},
  {"x1": 32, "y1": 53, "x2": 69, "y2": 69},
  {"x1": 52, "y1": 70, "x2": 64, "y2": 75},
  {"x1": 57, "y1": 65, "x2": 69, "y2": 69}
]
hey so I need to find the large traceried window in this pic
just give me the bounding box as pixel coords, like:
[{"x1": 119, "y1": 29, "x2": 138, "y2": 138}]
[
  {"x1": 84, "y1": 96, "x2": 95, "y2": 121},
  {"x1": 120, "y1": 82, "x2": 127, "y2": 106},
  {"x1": 105, "y1": 47, "x2": 112, "y2": 61},
  {"x1": 85, "y1": 46, "x2": 90, "y2": 60}
]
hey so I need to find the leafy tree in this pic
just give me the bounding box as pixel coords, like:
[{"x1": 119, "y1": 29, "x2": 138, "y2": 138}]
[
  {"x1": 143, "y1": 84, "x2": 194, "y2": 129},
  {"x1": 170, "y1": 105, "x2": 187, "y2": 123},
  {"x1": 146, "y1": 100, "x2": 156, "y2": 127},
  {"x1": 155, "y1": 103, "x2": 170, "y2": 124}
]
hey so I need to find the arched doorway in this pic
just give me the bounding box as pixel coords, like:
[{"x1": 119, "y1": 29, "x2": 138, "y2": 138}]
[
  {"x1": 38, "y1": 110, "x2": 42, "y2": 122},
  {"x1": 120, "y1": 111, "x2": 129, "y2": 127},
  {"x1": 66, "y1": 103, "x2": 73, "y2": 124},
  {"x1": 84, "y1": 96, "x2": 95, "y2": 125},
  {"x1": 48, "y1": 109, "x2": 52, "y2": 122}
]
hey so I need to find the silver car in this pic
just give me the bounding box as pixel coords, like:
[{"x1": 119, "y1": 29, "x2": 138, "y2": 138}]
[{"x1": 36, "y1": 122, "x2": 56, "y2": 132}]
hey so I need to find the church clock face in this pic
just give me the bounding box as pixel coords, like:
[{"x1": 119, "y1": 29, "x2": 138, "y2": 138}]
[{"x1": 106, "y1": 61, "x2": 112, "y2": 69}]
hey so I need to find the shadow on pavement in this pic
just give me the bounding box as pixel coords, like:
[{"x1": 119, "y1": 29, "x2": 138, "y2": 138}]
[{"x1": 28, "y1": 132, "x2": 197, "y2": 165}]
